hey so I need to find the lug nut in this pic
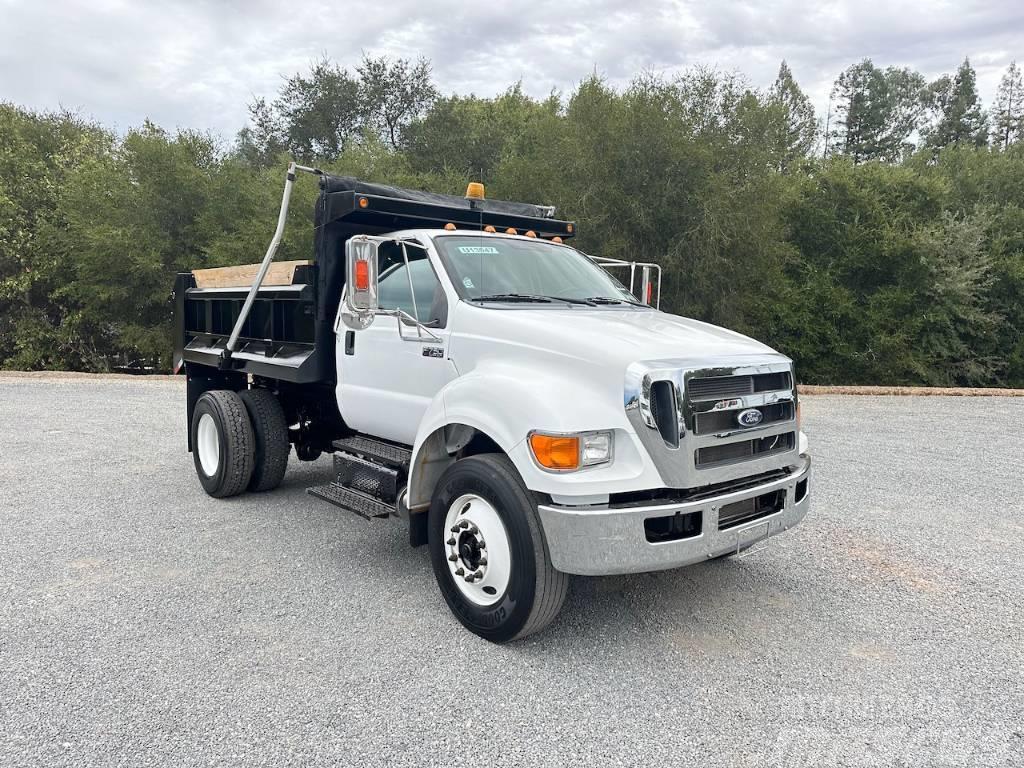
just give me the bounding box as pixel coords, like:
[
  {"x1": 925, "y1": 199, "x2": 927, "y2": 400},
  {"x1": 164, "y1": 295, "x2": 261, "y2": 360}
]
[
  {"x1": 478, "y1": 557, "x2": 487, "y2": 566},
  {"x1": 464, "y1": 573, "x2": 474, "y2": 582},
  {"x1": 450, "y1": 526, "x2": 460, "y2": 533},
  {"x1": 448, "y1": 554, "x2": 458, "y2": 562},
  {"x1": 468, "y1": 524, "x2": 478, "y2": 534},
  {"x1": 459, "y1": 520, "x2": 470, "y2": 529},
  {"x1": 447, "y1": 537, "x2": 456, "y2": 546},
  {"x1": 454, "y1": 567, "x2": 464, "y2": 576}
]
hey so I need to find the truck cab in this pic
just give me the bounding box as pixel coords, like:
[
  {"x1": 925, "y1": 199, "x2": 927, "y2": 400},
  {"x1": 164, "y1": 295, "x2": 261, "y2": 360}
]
[{"x1": 173, "y1": 169, "x2": 810, "y2": 642}]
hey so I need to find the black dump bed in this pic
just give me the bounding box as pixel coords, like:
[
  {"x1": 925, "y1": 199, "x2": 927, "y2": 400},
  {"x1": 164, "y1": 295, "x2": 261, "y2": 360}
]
[{"x1": 173, "y1": 175, "x2": 576, "y2": 384}]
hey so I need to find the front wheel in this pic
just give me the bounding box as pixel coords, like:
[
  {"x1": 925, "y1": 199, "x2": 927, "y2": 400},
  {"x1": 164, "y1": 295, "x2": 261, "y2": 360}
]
[{"x1": 427, "y1": 454, "x2": 568, "y2": 642}]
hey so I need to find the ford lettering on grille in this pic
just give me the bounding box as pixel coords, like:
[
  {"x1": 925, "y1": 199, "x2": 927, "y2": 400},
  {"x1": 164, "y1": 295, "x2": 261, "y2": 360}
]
[{"x1": 737, "y1": 408, "x2": 764, "y2": 427}]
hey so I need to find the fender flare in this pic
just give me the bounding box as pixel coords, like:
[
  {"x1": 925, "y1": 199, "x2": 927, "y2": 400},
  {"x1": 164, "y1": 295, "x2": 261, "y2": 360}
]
[{"x1": 406, "y1": 368, "x2": 578, "y2": 511}]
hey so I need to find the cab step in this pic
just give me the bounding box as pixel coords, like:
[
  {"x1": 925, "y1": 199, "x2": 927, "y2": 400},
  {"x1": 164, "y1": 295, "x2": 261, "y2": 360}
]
[
  {"x1": 306, "y1": 435, "x2": 413, "y2": 520},
  {"x1": 307, "y1": 483, "x2": 392, "y2": 519},
  {"x1": 332, "y1": 435, "x2": 411, "y2": 470}
]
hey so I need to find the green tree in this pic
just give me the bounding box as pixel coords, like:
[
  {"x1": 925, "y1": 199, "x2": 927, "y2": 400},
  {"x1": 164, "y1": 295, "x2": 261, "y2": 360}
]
[
  {"x1": 356, "y1": 55, "x2": 438, "y2": 150},
  {"x1": 767, "y1": 60, "x2": 817, "y2": 169},
  {"x1": 0, "y1": 104, "x2": 110, "y2": 369},
  {"x1": 923, "y1": 58, "x2": 988, "y2": 149},
  {"x1": 272, "y1": 57, "x2": 362, "y2": 162},
  {"x1": 993, "y1": 61, "x2": 1024, "y2": 150},
  {"x1": 403, "y1": 84, "x2": 558, "y2": 180},
  {"x1": 235, "y1": 97, "x2": 288, "y2": 168},
  {"x1": 829, "y1": 59, "x2": 926, "y2": 163}
]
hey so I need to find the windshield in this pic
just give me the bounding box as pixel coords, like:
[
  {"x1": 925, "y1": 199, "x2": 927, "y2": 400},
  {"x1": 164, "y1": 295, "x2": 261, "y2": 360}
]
[{"x1": 433, "y1": 235, "x2": 639, "y2": 305}]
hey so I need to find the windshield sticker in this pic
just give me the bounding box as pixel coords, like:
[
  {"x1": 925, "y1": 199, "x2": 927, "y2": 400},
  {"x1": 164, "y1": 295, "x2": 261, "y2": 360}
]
[
  {"x1": 456, "y1": 246, "x2": 499, "y2": 254},
  {"x1": 463, "y1": 277, "x2": 475, "y2": 289}
]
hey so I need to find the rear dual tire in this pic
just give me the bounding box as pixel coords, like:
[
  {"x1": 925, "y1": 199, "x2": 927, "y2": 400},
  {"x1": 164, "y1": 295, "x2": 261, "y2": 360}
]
[
  {"x1": 239, "y1": 389, "x2": 290, "y2": 492},
  {"x1": 191, "y1": 389, "x2": 289, "y2": 497},
  {"x1": 191, "y1": 390, "x2": 255, "y2": 498}
]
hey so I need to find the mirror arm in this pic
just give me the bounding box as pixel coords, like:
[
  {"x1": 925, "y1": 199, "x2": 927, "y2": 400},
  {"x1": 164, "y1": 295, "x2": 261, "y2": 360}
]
[
  {"x1": 381, "y1": 309, "x2": 441, "y2": 342},
  {"x1": 400, "y1": 241, "x2": 423, "y2": 339}
]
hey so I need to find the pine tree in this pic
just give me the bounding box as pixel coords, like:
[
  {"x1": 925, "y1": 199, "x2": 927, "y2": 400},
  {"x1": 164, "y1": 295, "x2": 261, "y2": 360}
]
[
  {"x1": 767, "y1": 61, "x2": 817, "y2": 169},
  {"x1": 924, "y1": 58, "x2": 988, "y2": 149},
  {"x1": 993, "y1": 61, "x2": 1024, "y2": 149},
  {"x1": 829, "y1": 59, "x2": 926, "y2": 163}
]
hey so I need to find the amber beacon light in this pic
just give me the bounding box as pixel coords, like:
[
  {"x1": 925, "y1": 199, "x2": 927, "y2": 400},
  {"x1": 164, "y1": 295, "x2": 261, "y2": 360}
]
[{"x1": 465, "y1": 182, "x2": 485, "y2": 200}]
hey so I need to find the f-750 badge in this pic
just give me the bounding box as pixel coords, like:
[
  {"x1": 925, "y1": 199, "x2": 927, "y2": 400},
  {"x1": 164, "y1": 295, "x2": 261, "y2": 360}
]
[{"x1": 422, "y1": 347, "x2": 444, "y2": 358}]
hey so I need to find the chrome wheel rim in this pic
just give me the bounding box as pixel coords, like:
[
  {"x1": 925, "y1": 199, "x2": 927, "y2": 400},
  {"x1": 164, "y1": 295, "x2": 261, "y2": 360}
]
[
  {"x1": 444, "y1": 493, "x2": 511, "y2": 606},
  {"x1": 196, "y1": 413, "x2": 220, "y2": 477}
]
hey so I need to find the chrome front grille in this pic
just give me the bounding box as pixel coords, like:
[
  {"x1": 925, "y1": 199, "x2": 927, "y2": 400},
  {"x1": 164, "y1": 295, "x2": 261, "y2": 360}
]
[
  {"x1": 695, "y1": 431, "x2": 795, "y2": 468},
  {"x1": 686, "y1": 371, "x2": 792, "y2": 401},
  {"x1": 624, "y1": 356, "x2": 799, "y2": 489},
  {"x1": 694, "y1": 401, "x2": 794, "y2": 435}
]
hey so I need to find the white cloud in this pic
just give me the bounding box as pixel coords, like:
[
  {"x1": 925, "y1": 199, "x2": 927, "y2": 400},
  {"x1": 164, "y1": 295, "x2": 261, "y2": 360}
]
[{"x1": 0, "y1": 0, "x2": 1020, "y2": 138}]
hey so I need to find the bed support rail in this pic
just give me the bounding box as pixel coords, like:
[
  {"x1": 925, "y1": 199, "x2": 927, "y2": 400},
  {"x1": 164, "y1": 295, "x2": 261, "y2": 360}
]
[{"x1": 221, "y1": 161, "x2": 322, "y2": 365}]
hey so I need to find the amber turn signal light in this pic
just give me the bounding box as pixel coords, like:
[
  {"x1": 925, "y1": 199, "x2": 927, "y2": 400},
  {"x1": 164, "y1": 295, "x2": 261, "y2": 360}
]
[
  {"x1": 529, "y1": 433, "x2": 580, "y2": 470},
  {"x1": 358, "y1": 196, "x2": 369, "y2": 209}
]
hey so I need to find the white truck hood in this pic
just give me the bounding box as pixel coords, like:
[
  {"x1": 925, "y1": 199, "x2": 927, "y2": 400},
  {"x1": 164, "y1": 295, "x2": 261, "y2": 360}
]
[{"x1": 450, "y1": 303, "x2": 783, "y2": 371}]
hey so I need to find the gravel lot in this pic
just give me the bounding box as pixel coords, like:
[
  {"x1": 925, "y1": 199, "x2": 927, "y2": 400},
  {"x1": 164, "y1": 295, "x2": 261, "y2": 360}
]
[{"x1": 1, "y1": 377, "x2": 1021, "y2": 767}]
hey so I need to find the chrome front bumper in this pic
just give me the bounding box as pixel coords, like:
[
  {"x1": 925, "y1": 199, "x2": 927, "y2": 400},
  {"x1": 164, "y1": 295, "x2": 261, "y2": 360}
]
[{"x1": 537, "y1": 456, "x2": 811, "y2": 576}]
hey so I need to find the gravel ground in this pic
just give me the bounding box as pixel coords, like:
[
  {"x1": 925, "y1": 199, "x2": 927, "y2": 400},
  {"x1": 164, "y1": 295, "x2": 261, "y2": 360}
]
[{"x1": 1, "y1": 377, "x2": 1021, "y2": 767}]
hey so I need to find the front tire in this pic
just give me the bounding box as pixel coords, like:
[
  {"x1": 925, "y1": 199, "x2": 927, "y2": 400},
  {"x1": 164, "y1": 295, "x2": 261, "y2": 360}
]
[
  {"x1": 190, "y1": 390, "x2": 255, "y2": 498},
  {"x1": 428, "y1": 454, "x2": 568, "y2": 642}
]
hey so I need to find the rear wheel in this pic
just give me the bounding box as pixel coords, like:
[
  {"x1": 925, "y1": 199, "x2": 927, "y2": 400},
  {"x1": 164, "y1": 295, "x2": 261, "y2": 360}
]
[
  {"x1": 428, "y1": 454, "x2": 568, "y2": 642},
  {"x1": 239, "y1": 389, "x2": 290, "y2": 492},
  {"x1": 190, "y1": 390, "x2": 255, "y2": 498}
]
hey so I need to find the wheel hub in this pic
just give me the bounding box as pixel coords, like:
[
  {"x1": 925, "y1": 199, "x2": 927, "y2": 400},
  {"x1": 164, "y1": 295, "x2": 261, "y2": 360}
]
[
  {"x1": 458, "y1": 532, "x2": 484, "y2": 570},
  {"x1": 443, "y1": 494, "x2": 511, "y2": 606}
]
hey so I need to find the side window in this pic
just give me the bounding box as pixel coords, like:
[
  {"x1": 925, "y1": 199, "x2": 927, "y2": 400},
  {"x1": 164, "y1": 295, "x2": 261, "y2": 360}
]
[{"x1": 377, "y1": 243, "x2": 448, "y2": 327}]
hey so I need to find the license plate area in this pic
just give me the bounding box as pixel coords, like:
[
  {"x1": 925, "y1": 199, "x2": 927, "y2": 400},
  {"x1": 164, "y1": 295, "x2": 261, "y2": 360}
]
[{"x1": 717, "y1": 489, "x2": 786, "y2": 531}]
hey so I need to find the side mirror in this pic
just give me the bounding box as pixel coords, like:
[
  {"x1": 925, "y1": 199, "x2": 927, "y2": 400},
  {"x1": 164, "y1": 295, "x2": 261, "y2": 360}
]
[{"x1": 342, "y1": 237, "x2": 380, "y2": 329}]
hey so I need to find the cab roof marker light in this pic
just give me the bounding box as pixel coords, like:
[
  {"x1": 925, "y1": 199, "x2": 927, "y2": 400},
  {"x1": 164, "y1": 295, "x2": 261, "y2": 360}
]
[{"x1": 484, "y1": 225, "x2": 496, "y2": 233}]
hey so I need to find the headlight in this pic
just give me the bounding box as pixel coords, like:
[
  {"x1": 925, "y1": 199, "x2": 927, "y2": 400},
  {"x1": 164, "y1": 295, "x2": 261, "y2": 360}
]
[{"x1": 528, "y1": 430, "x2": 614, "y2": 471}]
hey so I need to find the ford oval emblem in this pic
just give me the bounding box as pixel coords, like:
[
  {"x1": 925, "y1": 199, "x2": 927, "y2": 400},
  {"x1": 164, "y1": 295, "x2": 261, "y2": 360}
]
[{"x1": 737, "y1": 408, "x2": 763, "y2": 427}]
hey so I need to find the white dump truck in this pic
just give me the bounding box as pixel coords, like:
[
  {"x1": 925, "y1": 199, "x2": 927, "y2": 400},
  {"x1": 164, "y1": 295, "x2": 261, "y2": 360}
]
[{"x1": 173, "y1": 166, "x2": 811, "y2": 641}]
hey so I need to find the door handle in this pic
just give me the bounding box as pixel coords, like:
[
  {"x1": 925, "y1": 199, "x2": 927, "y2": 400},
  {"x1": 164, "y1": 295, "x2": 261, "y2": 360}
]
[{"x1": 345, "y1": 330, "x2": 355, "y2": 355}]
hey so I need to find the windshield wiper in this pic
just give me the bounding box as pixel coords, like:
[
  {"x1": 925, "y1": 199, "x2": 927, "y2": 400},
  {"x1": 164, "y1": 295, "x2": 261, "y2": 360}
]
[
  {"x1": 472, "y1": 293, "x2": 597, "y2": 306},
  {"x1": 472, "y1": 293, "x2": 554, "y2": 303},
  {"x1": 583, "y1": 296, "x2": 648, "y2": 307}
]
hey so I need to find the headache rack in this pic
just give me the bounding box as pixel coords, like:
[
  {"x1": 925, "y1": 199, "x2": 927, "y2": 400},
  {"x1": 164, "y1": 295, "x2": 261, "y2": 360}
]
[{"x1": 173, "y1": 164, "x2": 577, "y2": 384}]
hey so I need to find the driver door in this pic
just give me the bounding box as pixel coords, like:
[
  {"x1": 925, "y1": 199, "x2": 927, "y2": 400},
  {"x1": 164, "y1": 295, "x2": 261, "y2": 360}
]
[{"x1": 336, "y1": 241, "x2": 455, "y2": 446}]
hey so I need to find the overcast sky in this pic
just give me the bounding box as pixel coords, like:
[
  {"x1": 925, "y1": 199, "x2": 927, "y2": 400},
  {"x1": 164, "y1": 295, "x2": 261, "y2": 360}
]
[{"x1": 1, "y1": 0, "x2": 1021, "y2": 141}]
